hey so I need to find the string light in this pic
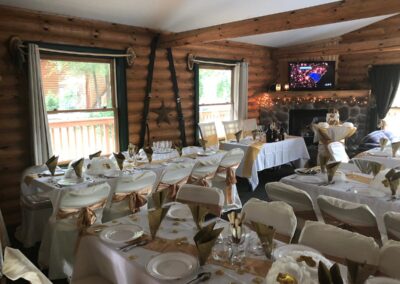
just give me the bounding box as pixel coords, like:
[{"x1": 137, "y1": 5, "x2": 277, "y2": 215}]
[{"x1": 257, "y1": 93, "x2": 369, "y2": 109}]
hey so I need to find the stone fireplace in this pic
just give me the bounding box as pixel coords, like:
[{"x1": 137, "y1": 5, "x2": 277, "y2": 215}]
[{"x1": 288, "y1": 109, "x2": 327, "y2": 145}]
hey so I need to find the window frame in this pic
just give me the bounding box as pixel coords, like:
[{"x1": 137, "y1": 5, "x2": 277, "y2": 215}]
[{"x1": 40, "y1": 54, "x2": 120, "y2": 161}]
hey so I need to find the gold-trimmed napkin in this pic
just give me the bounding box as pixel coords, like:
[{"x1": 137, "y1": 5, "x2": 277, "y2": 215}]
[
  {"x1": 234, "y1": 130, "x2": 242, "y2": 143},
  {"x1": 89, "y1": 150, "x2": 102, "y2": 160},
  {"x1": 228, "y1": 212, "x2": 245, "y2": 244},
  {"x1": 45, "y1": 155, "x2": 58, "y2": 176},
  {"x1": 174, "y1": 143, "x2": 183, "y2": 157},
  {"x1": 113, "y1": 152, "x2": 125, "y2": 170},
  {"x1": 392, "y1": 141, "x2": 400, "y2": 157},
  {"x1": 128, "y1": 143, "x2": 136, "y2": 158},
  {"x1": 326, "y1": 161, "x2": 341, "y2": 183},
  {"x1": 318, "y1": 262, "x2": 343, "y2": 284},
  {"x1": 200, "y1": 139, "x2": 207, "y2": 151},
  {"x1": 143, "y1": 147, "x2": 153, "y2": 163},
  {"x1": 346, "y1": 259, "x2": 376, "y2": 284},
  {"x1": 382, "y1": 168, "x2": 400, "y2": 197},
  {"x1": 193, "y1": 222, "x2": 224, "y2": 266},
  {"x1": 188, "y1": 205, "x2": 209, "y2": 230},
  {"x1": 319, "y1": 154, "x2": 330, "y2": 173},
  {"x1": 251, "y1": 221, "x2": 275, "y2": 259},
  {"x1": 252, "y1": 130, "x2": 258, "y2": 140},
  {"x1": 148, "y1": 206, "x2": 170, "y2": 240},
  {"x1": 353, "y1": 159, "x2": 383, "y2": 177},
  {"x1": 71, "y1": 158, "x2": 84, "y2": 178},
  {"x1": 379, "y1": 137, "x2": 388, "y2": 151},
  {"x1": 151, "y1": 190, "x2": 167, "y2": 209}
]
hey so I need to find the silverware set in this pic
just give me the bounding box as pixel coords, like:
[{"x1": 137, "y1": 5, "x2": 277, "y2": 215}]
[{"x1": 118, "y1": 239, "x2": 149, "y2": 252}]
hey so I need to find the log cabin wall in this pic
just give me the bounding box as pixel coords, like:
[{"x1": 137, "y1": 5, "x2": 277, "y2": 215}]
[{"x1": 0, "y1": 5, "x2": 274, "y2": 225}]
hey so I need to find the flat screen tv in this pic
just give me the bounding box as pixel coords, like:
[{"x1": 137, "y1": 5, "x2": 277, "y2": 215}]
[{"x1": 288, "y1": 61, "x2": 335, "y2": 90}]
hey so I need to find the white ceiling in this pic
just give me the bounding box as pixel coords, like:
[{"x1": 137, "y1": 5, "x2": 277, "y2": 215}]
[{"x1": 0, "y1": 0, "x2": 394, "y2": 47}]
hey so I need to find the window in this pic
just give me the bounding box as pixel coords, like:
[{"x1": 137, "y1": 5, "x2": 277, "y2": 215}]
[
  {"x1": 41, "y1": 57, "x2": 118, "y2": 162},
  {"x1": 385, "y1": 83, "x2": 400, "y2": 137},
  {"x1": 198, "y1": 66, "x2": 234, "y2": 137}
]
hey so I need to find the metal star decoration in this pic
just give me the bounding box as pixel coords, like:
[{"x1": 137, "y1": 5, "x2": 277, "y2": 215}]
[{"x1": 152, "y1": 99, "x2": 174, "y2": 125}]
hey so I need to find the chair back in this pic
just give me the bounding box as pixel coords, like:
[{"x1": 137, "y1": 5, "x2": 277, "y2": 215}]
[
  {"x1": 317, "y1": 195, "x2": 381, "y2": 245},
  {"x1": 115, "y1": 171, "x2": 156, "y2": 194},
  {"x1": 189, "y1": 157, "x2": 222, "y2": 187},
  {"x1": 157, "y1": 163, "x2": 194, "y2": 201},
  {"x1": 198, "y1": 122, "x2": 219, "y2": 147},
  {"x1": 2, "y1": 247, "x2": 52, "y2": 284},
  {"x1": 378, "y1": 240, "x2": 400, "y2": 279},
  {"x1": 299, "y1": 221, "x2": 380, "y2": 265},
  {"x1": 219, "y1": 148, "x2": 244, "y2": 168},
  {"x1": 384, "y1": 211, "x2": 400, "y2": 241},
  {"x1": 176, "y1": 184, "x2": 224, "y2": 216},
  {"x1": 328, "y1": 141, "x2": 350, "y2": 162},
  {"x1": 242, "y1": 198, "x2": 297, "y2": 243},
  {"x1": 265, "y1": 182, "x2": 317, "y2": 228},
  {"x1": 222, "y1": 120, "x2": 240, "y2": 140},
  {"x1": 242, "y1": 119, "x2": 257, "y2": 137}
]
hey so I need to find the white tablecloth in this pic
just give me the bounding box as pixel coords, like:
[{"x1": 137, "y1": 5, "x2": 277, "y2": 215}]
[
  {"x1": 221, "y1": 137, "x2": 310, "y2": 190},
  {"x1": 72, "y1": 211, "x2": 267, "y2": 284},
  {"x1": 355, "y1": 147, "x2": 400, "y2": 169},
  {"x1": 280, "y1": 172, "x2": 400, "y2": 235}
]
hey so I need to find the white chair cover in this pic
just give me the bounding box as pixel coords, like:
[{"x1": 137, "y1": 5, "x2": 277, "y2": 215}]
[
  {"x1": 102, "y1": 171, "x2": 157, "y2": 222},
  {"x1": 299, "y1": 221, "x2": 380, "y2": 265},
  {"x1": 222, "y1": 120, "x2": 240, "y2": 140},
  {"x1": 384, "y1": 211, "x2": 400, "y2": 241},
  {"x1": 2, "y1": 247, "x2": 52, "y2": 284},
  {"x1": 379, "y1": 240, "x2": 400, "y2": 279},
  {"x1": 242, "y1": 118, "x2": 257, "y2": 136},
  {"x1": 212, "y1": 148, "x2": 244, "y2": 211},
  {"x1": 189, "y1": 157, "x2": 221, "y2": 187},
  {"x1": 38, "y1": 182, "x2": 110, "y2": 280},
  {"x1": 176, "y1": 184, "x2": 224, "y2": 216},
  {"x1": 198, "y1": 122, "x2": 219, "y2": 148},
  {"x1": 317, "y1": 195, "x2": 381, "y2": 244},
  {"x1": 16, "y1": 165, "x2": 52, "y2": 248},
  {"x1": 242, "y1": 198, "x2": 297, "y2": 243},
  {"x1": 328, "y1": 141, "x2": 350, "y2": 163},
  {"x1": 265, "y1": 182, "x2": 317, "y2": 228}
]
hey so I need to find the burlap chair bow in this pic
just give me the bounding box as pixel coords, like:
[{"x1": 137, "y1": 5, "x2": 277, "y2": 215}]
[
  {"x1": 157, "y1": 177, "x2": 188, "y2": 201},
  {"x1": 216, "y1": 163, "x2": 240, "y2": 205},
  {"x1": 56, "y1": 198, "x2": 107, "y2": 230},
  {"x1": 112, "y1": 186, "x2": 151, "y2": 213},
  {"x1": 187, "y1": 172, "x2": 215, "y2": 187}
]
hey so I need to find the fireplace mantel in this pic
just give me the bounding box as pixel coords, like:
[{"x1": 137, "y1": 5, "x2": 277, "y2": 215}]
[{"x1": 267, "y1": 89, "x2": 370, "y2": 98}]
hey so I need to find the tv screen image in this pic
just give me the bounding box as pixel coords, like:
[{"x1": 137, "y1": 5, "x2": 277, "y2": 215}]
[{"x1": 289, "y1": 61, "x2": 335, "y2": 90}]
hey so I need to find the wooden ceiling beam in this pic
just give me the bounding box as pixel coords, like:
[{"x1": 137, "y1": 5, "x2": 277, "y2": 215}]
[
  {"x1": 159, "y1": 0, "x2": 400, "y2": 48},
  {"x1": 273, "y1": 36, "x2": 400, "y2": 59}
]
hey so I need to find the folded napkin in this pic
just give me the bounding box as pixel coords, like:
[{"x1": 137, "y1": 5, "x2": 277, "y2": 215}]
[
  {"x1": 318, "y1": 262, "x2": 343, "y2": 284},
  {"x1": 148, "y1": 206, "x2": 170, "y2": 240},
  {"x1": 228, "y1": 212, "x2": 245, "y2": 244},
  {"x1": 392, "y1": 141, "x2": 400, "y2": 157},
  {"x1": 346, "y1": 259, "x2": 376, "y2": 284},
  {"x1": 71, "y1": 158, "x2": 84, "y2": 178},
  {"x1": 200, "y1": 139, "x2": 207, "y2": 151},
  {"x1": 174, "y1": 143, "x2": 183, "y2": 157},
  {"x1": 252, "y1": 130, "x2": 258, "y2": 140},
  {"x1": 319, "y1": 154, "x2": 329, "y2": 173},
  {"x1": 193, "y1": 222, "x2": 224, "y2": 266},
  {"x1": 251, "y1": 221, "x2": 275, "y2": 259},
  {"x1": 188, "y1": 205, "x2": 210, "y2": 230},
  {"x1": 143, "y1": 147, "x2": 153, "y2": 163},
  {"x1": 45, "y1": 155, "x2": 58, "y2": 176},
  {"x1": 353, "y1": 159, "x2": 383, "y2": 177},
  {"x1": 234, "y1": 130, "x2": 242, "y2": 143},
  {"x1": 151, "y1": 190, "x2": 167, "y2": 209},
  {"x1": 379, "y1": 137, "x2": 388, "y2": 151},
  {"x1": 113, "y1": 152, "x2": 125, "y2": 170},
  {"x1": 89, "y1": 150, "x2": 101, "y2": 160},
  {"x1": 128, "y1": 143, "x2": 136, "y2": 158},
  {"x1": 382, "y1": 168, "x2": 400, "y2": 197},
  {"x1": 326, "y1": 161, "x2": 341, "y2": 183}
]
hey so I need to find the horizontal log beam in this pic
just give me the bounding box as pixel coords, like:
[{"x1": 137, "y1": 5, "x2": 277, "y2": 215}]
[{"x1": 159, "y1": 0, "x2": 400, "y2": 48}]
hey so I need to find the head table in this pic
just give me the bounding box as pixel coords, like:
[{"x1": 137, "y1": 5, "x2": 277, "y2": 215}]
[
  {"x1": 71, "y1": 210, "x2": 270, "y2": 284},
  {"x1": 220, "y1": 136, "x2": 310, "y2": 191}
]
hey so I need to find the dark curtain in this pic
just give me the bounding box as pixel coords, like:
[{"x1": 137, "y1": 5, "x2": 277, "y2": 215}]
[
  {"x1": 369, "y1": 64, "x2": 400, "y2": 131},
  {"x1": 193, "y1": 64, "x2": 200, "y2": 145}
]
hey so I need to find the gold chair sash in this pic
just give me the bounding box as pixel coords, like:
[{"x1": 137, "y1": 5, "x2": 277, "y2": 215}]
[
  {"x1": 175, "y1": 198, "x2": 222, "y2": 217},
  {"x1": 321, "y1": 211, "x2": 382, "y2": 246},
  {"x1": 203, "y1": 134, "x2": 219, "y2": 147},
  {"x1": 56, "y1": 198, "x2": 107, "y2": 230},
  {"x1": 187, "y1": 171, "x2": 215, "y2": 187},
  {"x1": 112, "y1": 186, "x2": 151, "y2": 213},
  {"x1": 242, "y1": 141, "x2": 264, "y2": 178},
  {"x1": 216, "y1": 163, "x2": 240, "y2": 205},
  {"x1": 157, "y1": 177, "x2": 189, "y2": 201}
]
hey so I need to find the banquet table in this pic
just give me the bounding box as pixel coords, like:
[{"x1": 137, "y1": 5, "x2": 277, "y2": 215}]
[
  {"x1": 220, "y1": 136, "x2": 310, "y2": 190},
  {"x1": 354, "y1": 147, "x2": 400, "y2": 169},
  {"x1": 71, "y1": 210, "x2": 270, "y2": 284},
  {"x1": 280, "y1": 171, "x2": 400, "y2": 235}
]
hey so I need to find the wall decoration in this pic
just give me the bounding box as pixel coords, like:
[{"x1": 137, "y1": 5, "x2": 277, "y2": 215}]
[{"x1": 152, "y1": 99, "x2": 174, "y2": 125}]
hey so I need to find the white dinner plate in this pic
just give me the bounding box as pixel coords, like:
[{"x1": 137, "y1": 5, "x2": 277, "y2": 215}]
[
  {"x1": 366, "y1": 277, "x2": 400, "y2": 284},
  {"x1": 103, "y1": 170, "x2": 121, "y2": 178},
  {"x1": 57, "y1": 178, "x2": 85, "y2": 186},
  {"x1": 273, "y1": 244, "x2": 320, "y2": 260},
  {"x1": 197, "y1": 150, "x2": 217, "y2": 156},
  {"x1": 42, "y1": 169, "x2": 65, "y2": 176},
  {"x1": 167, "y1": 203, "x2": 191, "y2": 220},
  {"x1": 171, "y1": 158, "x2": 186, "y2": 163},
  {"x1": 352, "y1": 187, "x2": 386, "y2": 198},
  {"x1": 99, "y1": 224, "x2": 144, "y2": 244},
  {"x1": 146, "y1": 252, "x2": 198, "y2": 280}
]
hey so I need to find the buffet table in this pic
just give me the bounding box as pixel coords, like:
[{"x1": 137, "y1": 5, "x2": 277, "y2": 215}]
[{"x1": 221, "y1": 136, "x2": 310, "y2": 190}]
